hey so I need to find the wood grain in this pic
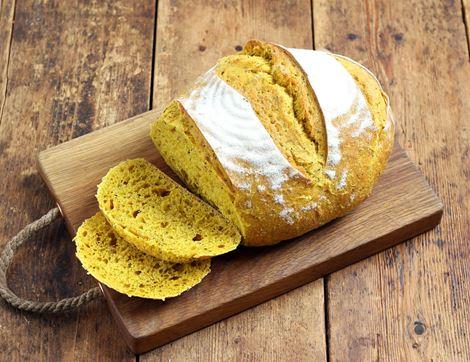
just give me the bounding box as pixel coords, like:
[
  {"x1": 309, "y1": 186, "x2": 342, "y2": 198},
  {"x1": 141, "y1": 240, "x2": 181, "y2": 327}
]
[
  {"x1": 38, "y1": 113, "x2": 443, "y2": 354},
  {"x1": 147, "y1": 0, "x2": 327, "y2": 359},
  {"x1": 146, "y1": 279, "x2": 326, "y2": 361},
  {"x1": 1, "y1": 0, "x2": 466, "y2": 360},
  {"x1": 0, "y1": 0, "x2": 15, "y2": 122},
  {"x1": 0, "y1": 1, "x2": 155, "y2": 360},
  {"x1": 314, "y1": 1, "x2": 470, "y2": 360}
]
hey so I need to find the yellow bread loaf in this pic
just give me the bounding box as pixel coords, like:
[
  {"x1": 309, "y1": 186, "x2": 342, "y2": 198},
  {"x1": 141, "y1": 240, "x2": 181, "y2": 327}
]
[
  {"x1": 96, "y1": 158, "x2": 241, "y2": 262},
  {"x1": 150, "y1": 40, "x2": 394, "y2": 246},
  {"x1": 75, "y1": 212, "x2": 210, "y2": 299}
]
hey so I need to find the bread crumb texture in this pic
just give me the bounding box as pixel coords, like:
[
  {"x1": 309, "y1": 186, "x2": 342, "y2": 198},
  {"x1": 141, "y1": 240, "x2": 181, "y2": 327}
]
[
  {"x1": 75, "y1": 212, "x2": 210, "y2": 299},
  {"x1": 97, "y1": 158, "x2": 241, "y2": 262}
]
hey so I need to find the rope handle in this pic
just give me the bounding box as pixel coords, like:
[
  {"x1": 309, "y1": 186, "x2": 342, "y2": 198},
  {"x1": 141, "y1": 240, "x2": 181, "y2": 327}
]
[{"x1": 0, "y1": 207, "x2": 102, "y2": 313}]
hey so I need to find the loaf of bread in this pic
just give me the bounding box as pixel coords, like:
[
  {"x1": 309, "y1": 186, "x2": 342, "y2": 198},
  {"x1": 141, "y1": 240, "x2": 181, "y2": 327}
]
[
  {"x1": 150, "y1": 40, "x2": 394, "y2": 246},
  {"x1": 75, "y1": 212, "x2": 210, "y2": 299},
  {"x1": 97, "y1": 158, "x2": 241, "y2": 262}
]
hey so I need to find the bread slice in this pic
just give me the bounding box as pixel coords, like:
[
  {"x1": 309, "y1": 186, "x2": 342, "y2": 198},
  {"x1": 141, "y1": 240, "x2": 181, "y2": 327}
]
[
  {"x1": 75, "y1": 212, "x2": 210, "y2": 299},
  {"x1": 96, "y1": 158, "x2": 241, "y2": 263}
]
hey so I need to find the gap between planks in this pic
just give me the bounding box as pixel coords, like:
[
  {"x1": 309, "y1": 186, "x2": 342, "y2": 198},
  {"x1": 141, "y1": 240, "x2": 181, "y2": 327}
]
[
  {"x1": 462, "y1": 0, "x2": 470, "y2": 57},
  {"x1": 148, "y1": 0, "x2": 159, "y2": 111},
  {"x1": 309, "y1": 1, "x2": 331, "y2": 360},
  {"x1": 138, "y1": 3, "x2": 158, "y2": 360}
]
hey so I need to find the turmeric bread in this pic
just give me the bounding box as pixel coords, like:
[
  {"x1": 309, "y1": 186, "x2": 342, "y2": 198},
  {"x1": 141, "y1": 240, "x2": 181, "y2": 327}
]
[
  {"x1": 150, "y1": 39, "x2": 394, "y2": 246},
  {"x1": 75, "y1": 212, "x2": 210, "y2": 299},
  {"x1": 96, "y1": 158, "x2": 241, "y2": 262}
]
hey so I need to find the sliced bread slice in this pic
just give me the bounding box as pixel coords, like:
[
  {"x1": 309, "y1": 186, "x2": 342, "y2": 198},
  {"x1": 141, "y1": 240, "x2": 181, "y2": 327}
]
[
  {"x1": 96, "y1": 158, "x2": 241, "y2": 263},
  {"x1": 75, "y1": 212, "x2": 210, "y2": 299}
]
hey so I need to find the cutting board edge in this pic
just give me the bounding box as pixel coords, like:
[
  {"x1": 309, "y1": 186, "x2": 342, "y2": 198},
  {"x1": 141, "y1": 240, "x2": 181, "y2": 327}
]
[
  {"x1": 37, "y1": 157, "x2": 71, "y2": 233},
  {"x1": 110, "y1": 205, "x2": 442, "y2": 354}
]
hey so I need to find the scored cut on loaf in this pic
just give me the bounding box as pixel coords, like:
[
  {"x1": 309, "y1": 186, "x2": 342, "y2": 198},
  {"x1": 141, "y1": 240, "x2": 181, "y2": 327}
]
[
  {"x1": 96, "y1": 158, "x2": 241, "y2": 263},
  {"x1": 150, "y1": 39, "x2": 394, "y2": 246},
  {"x1": 75, "y1": 212, "x2": 211, "y2": 299}
]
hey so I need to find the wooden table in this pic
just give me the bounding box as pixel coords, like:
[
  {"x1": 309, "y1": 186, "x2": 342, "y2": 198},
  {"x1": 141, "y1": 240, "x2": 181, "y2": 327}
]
[{"x1": 0, "y1": 0, "x2": 468, "y2": 360}]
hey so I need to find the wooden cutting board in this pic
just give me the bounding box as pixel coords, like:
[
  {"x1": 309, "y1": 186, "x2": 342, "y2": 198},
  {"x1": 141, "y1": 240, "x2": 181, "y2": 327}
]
[{"x1": 37, "y1": 109, "x2": 443, "y2": 354}]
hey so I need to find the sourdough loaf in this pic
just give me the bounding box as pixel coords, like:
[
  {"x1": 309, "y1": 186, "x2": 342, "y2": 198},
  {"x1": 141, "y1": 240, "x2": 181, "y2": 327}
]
[
  {"x1": 150, "y1": 40, "x2": 394, "y2": 246},
  {"x1": 96, "y1": 158, "x2": 241, "y2": 262},
  {"x1": 75, "y1": 212, "x2": 210, "y2": 299}
]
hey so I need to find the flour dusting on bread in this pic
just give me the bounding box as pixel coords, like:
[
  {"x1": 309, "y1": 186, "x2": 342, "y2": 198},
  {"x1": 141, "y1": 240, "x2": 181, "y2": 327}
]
[
  {"x1": 281, "y1": 48, "x2": 375, "y2": 179},
  {"x1": 178, "y1": 67, "x2": 304, "y2": 224},
  {"x1": 179, "y1": 68, "x2": 300, "y2": 192}
]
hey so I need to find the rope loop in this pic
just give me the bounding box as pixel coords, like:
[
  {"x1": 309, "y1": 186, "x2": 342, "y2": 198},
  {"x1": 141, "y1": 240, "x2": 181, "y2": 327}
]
[{"x1": 0, "y1": 207, "x2": 102, "y2": 313}]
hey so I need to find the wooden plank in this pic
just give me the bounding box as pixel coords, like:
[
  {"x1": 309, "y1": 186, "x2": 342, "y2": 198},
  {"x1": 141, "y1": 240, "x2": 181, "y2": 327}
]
[
  {"x1": 0, "y1": 1, "x2": 155, "y2": 360},
  {"x1": 314, "y1": 1, "x2": 470, "y2": 360},
  {"x1": 146, "y1": 0, "x2": 327, "y2": 359},
  {"x1": 0, "y1": 0, "x2": 15, "y2": 122},
  {"x1": 147, "y1": 279, "x2": 326, "y2": 361},
  {"x1": 38, "y1": 123, "x2": 443, "y2": 354}
]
